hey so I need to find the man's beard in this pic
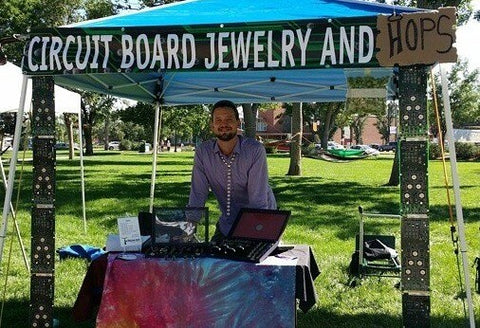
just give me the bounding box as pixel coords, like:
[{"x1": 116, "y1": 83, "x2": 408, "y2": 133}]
[{"x1": 215, "y1": 130, "x2": 237, "y2": 141}]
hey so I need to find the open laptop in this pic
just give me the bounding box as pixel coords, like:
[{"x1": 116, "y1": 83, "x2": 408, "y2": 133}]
[
  {"x1": 209, "y1": 208, "x2": 291, "y2": 262},
  {"x1": 145, "y1": 207, "x2": 209, "y2": 258},
  {"x1": 228, "y1": 208, "x2": 290, "y2": 241}
]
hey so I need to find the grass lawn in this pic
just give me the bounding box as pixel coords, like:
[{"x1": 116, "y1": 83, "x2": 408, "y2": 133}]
[{"x1": 0, "y1": 150, "x2": 479, "y2": 327}]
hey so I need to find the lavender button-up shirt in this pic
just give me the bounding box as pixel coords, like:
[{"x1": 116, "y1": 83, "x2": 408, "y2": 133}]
[{"x1": 188, "y1": 135, "x2": 277, "y2": 236}]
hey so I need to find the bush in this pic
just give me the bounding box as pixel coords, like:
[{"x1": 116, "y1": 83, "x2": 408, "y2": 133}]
[
  {"x1": 302, "y1": 143, "x2": 318, "y2": 156},
  {"x1": 133, "y1": 141, "x2": 144, "y2": 151},
  {"x1": 264, "y1": 145, "x2": 278, "y2": 154},
  {"x1": 119, "y1": 139, "x2": 133, "y2": 150},
  {"x1": 455, "y1": 142, "x2": 480, "y2": 160}
]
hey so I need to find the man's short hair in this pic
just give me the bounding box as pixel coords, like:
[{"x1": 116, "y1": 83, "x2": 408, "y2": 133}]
[{"x1": 212, "y1": 100, "x2": 239, "y2": 120}]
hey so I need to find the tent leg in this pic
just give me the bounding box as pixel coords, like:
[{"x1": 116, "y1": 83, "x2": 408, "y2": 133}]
[
  {"x1": 0, "y1": 76, "x2": 28, "y2": 266},
  {"x1": 149, "y1": 103, "x2": 161, "y2": 213},
  {"x1": 78, "y1": 110, "x2": 87, "y2": 232},
  {"x1": 439, "y1": 65, "x2": 476, "y2": 328},
  {"x1": 0, "y1": 159, "x2": 29, "y2": 271}
]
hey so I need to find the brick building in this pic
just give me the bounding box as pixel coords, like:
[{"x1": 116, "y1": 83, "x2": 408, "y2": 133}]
[{"x1": 256, "y1": 107, "x2": 392, "y2": 146}]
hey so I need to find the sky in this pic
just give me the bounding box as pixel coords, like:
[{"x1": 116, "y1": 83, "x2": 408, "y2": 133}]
[{"x1": 454, "y1": 0, "x2": 480, "y2": 70}]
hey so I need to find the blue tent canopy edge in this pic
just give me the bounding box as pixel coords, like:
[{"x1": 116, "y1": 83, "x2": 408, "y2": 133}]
[{"x1": 37, "y1": 0, "x2": 428, "y2": 104}]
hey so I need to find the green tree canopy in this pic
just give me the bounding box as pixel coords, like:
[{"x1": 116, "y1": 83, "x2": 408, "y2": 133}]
[{"x1": 429, "y1": 59, "x2": 480, "y2": 140}]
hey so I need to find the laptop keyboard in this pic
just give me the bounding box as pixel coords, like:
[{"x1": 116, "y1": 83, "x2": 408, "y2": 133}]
[{"x1": 145, "y1": 239, "x2": 278, "y2": 263}]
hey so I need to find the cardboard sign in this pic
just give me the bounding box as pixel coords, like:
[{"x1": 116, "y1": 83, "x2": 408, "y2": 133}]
[{"x1": 376, "y1": 7, "x2": 457, "y2": 66}]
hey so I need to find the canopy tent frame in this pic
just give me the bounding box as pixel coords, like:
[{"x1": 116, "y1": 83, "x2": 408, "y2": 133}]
[
  {"x1": 0, "y1": 0, "x2": 473, "y2": 327},
  {"x1": 0, "y1": 76, "x2": 28, "y2": 265},
  {"x1": 0, "y1": 62, "x2": 87, "y2": 267},
  {"x1": 0, "y1": 154, "x2": 29, "y2": 271},
  {"x1": 439, "y1": 64, "x2": 475, "y2": 328}
]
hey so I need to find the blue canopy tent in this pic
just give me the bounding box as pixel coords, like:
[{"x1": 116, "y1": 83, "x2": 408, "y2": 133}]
[
  {"x1": 17, "y1": 0, "x2": 434, "y2": 225},
  {"x1": 23, "y1": 0, "x2": 428, "y2": 105},
  {"x1": 2, "y1": 0, "x2": 470, "y2": 327}
]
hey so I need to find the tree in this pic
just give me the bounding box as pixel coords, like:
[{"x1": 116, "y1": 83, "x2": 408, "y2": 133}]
[
  {"x1": 140, "y1": 0, "x2": 182, "y2": 7},
  {"x1": 62, "y1": 113, "x2": 78, "y2": 159},
  {"x1": 398, "y1": 0, "x2": 473, "y2": 25},
  {"x1": 346, "y1": 75, "x2": 389, "y2": 143},
  {"x1": 0, "y1": 0, "x2": 124, "y2": 156},
  {"x1": 375, "y1": 100, "x2": 398, "y2": 144},
  {"x1": 119, "y1": 103, "x2": 156, "y2": 142},
  {"x1": 287, "y1": 103, "x2": 302, "y2": 176},
  {"x1": 161, "y1": 105, "x2": 210, "y2": 147},
  {"x1": 242, "y1": 103, "x2": 259, "y2": 138},
  {"x1": 80, "y1": 92, "x2": 116, "y2": 155},
  {"x1": 429, "y1": 59, "x2": 480, "y2": 143},
  {"x1": 345, "y1": 97, "x2": 385, "y2": 144},
  {"x1": 0, "y1": 0, "x2": 84, "y2": 63},
  {"x1": 84, "y1": 0, "x2": 118, "y2": 19},
  {"x1": 300, "y1": 102, "x2": 344, "y2": 149},
  {"x1": 120, "y1": 103, "x2": 210, "y2": 148}
]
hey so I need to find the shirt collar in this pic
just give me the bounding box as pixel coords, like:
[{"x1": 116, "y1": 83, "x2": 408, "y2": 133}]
[{"x1": 214, "y1": 135, "x2": 242, "y2": 156}]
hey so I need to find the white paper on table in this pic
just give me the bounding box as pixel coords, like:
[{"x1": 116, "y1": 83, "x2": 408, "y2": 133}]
[
  {"x1": 106, "y1": 234, "x2": 150, "y2": 252},
  {"x1": 117, "y1": 217, "x2": 142, "y2": 251},
  {"x1": 258, "y1": 254, "x2": 299, "y2": 266}
]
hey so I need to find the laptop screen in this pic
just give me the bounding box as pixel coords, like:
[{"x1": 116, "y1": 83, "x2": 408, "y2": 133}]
[
  {"x1": 151, "y1": 207, "x2": 209, "y2": 244},
  {"x1": 228, "y1": 208, "x2": 290, "y2": 242}
]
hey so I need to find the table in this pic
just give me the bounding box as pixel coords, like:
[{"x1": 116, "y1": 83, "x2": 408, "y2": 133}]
[{"x1": 75, "y1": 245, "x2": 319, "y2": 327}]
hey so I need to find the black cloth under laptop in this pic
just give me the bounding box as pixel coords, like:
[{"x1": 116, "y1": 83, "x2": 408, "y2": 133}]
[{"x1": 147, "y1": 207, "x2": 290, "y2": 263}]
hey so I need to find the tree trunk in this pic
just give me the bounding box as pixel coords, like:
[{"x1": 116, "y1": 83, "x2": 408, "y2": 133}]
[
  {"x1": 103, "y1": 112, "x2": 110, "y2": 150},
  {"x1": 242, "y1": 103, "x2": 258, "y2": 138},
  {"x1": 174, "y1": 130, "x2": 178, "y2": 152},
  {"x1": 84, "y1": 124, "x2": 94, "y2": 156},
  {"x1": 287, "y1": 103, "x2": 302, "y2": 176},
  {"x1": 321, "y1": 108, "x2": 334, "y2": 149},
  {"x1": 81, "y1": 100, "x2": 94, "y2": 156},
  {"x1": 386, "y1": 150, "x2": 399, "y2": 186}
]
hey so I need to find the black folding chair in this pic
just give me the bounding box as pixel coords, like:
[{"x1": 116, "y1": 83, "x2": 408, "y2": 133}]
[{"x1": 348, "y1": 206, "x2": 401, "y2": 286}]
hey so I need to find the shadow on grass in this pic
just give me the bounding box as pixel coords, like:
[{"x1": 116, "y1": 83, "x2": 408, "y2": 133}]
[
  {"x1": 0, "y1": 300, "x2": 472, "y2": 328},
  {"x1": 0, "y1": 300, "x2": 93, "y2": 328},
  {"x1": 3, "y1": 154, "x2": 479, "y2": 328},
  {"x1": 272, "y1": 177, "x2": 400, "y2": 241},
  {"x1": 297, "y1": 307, "x2": 474, "y2": 328}
]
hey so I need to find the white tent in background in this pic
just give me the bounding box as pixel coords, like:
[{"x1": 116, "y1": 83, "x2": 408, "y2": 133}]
[
  {"x1": 0, "y1": 61, "x2": 81, "y2": 114},
  {"x1": 0, "y1": 62, "x2": 87, "y2": 268}
]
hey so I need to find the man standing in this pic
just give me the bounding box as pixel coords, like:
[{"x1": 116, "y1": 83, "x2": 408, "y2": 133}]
[{"x1": 188, "y1": 100, "x2": 277, "y2": 241}]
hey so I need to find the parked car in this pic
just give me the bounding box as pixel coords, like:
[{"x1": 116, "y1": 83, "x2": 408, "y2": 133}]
[
  {"x1": 55, "y1": 142, "x2": 80, "y2": 150},
  {"x1": 328, "y1": 141, "x2": 345, "y2": 150},
  {"x1": 108, "y1": 141, "x2": 120, "y2": 150},
  {"x1": 55, "y1": 142, "x2": 69, "y2": 150},
  {"x1": 350, "y1": 144, "x2": 380, "y2": 156},
  {"x1": 314, "y1": 141, "x2": 345, "y2": 150},
  {"x1": 378, "y1": 141, "x2": 397, "y2": 152}
]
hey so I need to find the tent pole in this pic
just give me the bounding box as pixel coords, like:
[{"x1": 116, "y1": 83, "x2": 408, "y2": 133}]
[
  {"x1": 439, "y1": 65, "x2": 476, "y2": 328},
  {"x1": 0, "y1": 76, "x2": 28, "y2": 265},
  {"x1": 77, "y1": 111, "x2": 87, "y2": 232},
  {"x1": 149, "y1": 103, "x2": 161, "y2": 213},
  {"x1": 0, "y1": 158, "x2": 29, "y2": 271}
]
